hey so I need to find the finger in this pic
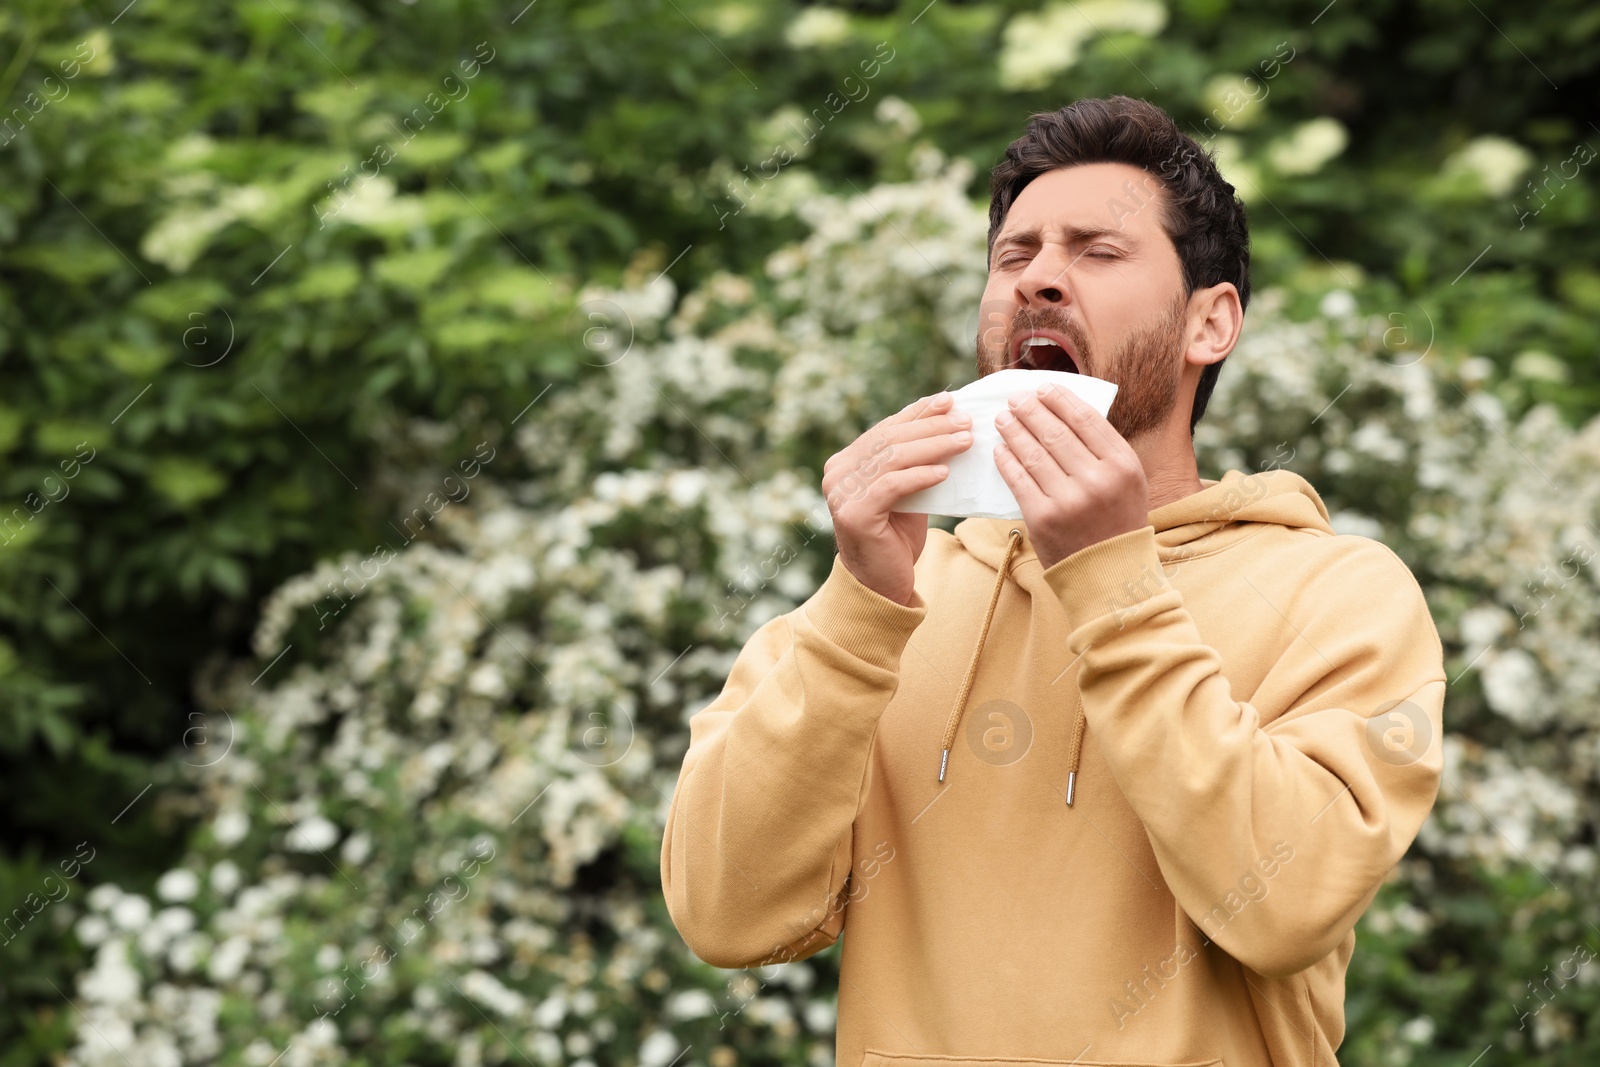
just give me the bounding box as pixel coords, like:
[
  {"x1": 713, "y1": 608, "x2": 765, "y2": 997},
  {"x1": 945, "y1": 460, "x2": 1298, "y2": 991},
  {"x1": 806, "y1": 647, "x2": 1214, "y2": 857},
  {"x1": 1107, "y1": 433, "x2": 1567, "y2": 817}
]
[
  {"x1": 897, "y1": 408, "x2": 973, "y2": 441},
  {"x1": 872, "y1": 429, "x2": 973, "y2": 474},
  {"x1": 872, "y1": 463, "x2": 953, "y2": 506},
  {"x1": 992, "y1": 438, "x2": 1044, "y2": 511},
  {"x1": 827, "y1": 430, "x2": 972, "y2": 503},
  {"x1": 1010, "y1": 390, "x2": 1098, "y2": 473},
  {"x1": 886, "y1": 390, "x2": 954, "y2": 428},
  {"x1": 827, "y1": 410, "x2": 968, "y2": 479},
  {"x1": 835, "y1": 462, "x2": 953, "y2": 514},
  {"x1": 836, "y1": 394, "x2": 949, "y2": 473},
  {"x1": 1034, "y1": 384, "x2": 1116, "y2": 462},
  {"x1": 995, "y1": 408, "x2": 1073, "y2": 498},
  {"x1": 861, "y1": 420, "x2": 973, "y2": 473},
  {"x1": 849, "y1": 412, "x2": 971, "y2": 475}
]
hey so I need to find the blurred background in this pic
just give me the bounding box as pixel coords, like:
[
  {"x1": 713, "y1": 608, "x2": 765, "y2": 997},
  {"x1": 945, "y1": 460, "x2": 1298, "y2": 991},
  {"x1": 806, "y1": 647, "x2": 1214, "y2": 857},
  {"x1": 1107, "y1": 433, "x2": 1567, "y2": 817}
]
[{"x1": 1, "y1": 0, "x2": 1598, "y2": 1063}]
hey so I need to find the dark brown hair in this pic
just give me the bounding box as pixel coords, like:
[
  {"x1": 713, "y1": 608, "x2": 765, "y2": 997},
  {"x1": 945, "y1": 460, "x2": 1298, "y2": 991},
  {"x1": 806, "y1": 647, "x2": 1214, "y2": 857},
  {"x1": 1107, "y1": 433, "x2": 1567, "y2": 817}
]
[{"x1": 987, "y1": 95, "x2": 1250, "y2": 435}]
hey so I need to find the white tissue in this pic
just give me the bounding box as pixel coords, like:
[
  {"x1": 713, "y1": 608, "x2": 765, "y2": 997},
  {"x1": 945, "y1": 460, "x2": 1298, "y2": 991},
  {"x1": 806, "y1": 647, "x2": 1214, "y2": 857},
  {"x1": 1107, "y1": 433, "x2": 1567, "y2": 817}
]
[{"x1": 892, "y1": 369, "x2": 1119, "y2": 520}]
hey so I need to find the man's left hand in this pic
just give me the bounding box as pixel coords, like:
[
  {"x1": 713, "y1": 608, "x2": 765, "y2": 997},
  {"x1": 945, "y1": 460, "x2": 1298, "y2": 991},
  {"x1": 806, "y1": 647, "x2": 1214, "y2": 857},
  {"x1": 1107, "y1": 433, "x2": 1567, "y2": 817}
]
[{"x1": 993, "y1": 383, "x2": 1150, "y2": 572}]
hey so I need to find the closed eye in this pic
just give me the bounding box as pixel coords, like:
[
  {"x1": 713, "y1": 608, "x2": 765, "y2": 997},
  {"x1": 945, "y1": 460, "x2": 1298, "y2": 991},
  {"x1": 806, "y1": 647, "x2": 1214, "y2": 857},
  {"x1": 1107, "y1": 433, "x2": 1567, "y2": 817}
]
[{"x1": 996, "y1": 247, "x2": 1120, "y2": 269}]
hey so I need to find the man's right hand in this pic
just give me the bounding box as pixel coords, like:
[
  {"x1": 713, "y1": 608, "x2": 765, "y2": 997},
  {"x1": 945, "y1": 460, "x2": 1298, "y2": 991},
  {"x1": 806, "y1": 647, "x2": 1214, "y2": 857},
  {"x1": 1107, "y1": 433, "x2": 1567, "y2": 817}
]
[{"x1": 823, "y1": 391, "x2": 973, "y2": 607}]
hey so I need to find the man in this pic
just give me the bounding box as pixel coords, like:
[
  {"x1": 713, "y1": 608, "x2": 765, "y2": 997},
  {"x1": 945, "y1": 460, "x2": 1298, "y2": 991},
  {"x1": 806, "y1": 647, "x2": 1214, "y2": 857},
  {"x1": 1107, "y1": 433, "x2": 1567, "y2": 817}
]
[{"x1": 661, "y1": 95, "x2": 1445, "y2": 1067}]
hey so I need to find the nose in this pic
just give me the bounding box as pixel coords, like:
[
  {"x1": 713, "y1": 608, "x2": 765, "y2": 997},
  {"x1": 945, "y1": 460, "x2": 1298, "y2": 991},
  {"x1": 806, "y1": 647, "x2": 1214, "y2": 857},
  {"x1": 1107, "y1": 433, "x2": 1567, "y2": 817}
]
[{"x1": 1015, "y1": 243, "x2": 1073, "y2": 308}]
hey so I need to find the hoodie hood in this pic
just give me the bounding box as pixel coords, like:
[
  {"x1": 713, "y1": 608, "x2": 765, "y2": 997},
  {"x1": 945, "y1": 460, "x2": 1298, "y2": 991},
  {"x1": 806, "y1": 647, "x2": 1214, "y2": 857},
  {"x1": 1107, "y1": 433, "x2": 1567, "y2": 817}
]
[
  {"x1": 954, "y1": 467, "x2": 1334, "y2": 573},
  {"x1": 935, "y1": 468, "x2": 1335, "y2": 801}
]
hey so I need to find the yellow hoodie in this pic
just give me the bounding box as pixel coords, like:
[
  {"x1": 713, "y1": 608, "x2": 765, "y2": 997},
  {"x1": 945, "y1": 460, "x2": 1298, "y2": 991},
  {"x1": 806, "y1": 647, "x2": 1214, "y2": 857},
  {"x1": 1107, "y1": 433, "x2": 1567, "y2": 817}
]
[{"x1": 662, "y1": 467, "x2": 1446, "y2": 1066}]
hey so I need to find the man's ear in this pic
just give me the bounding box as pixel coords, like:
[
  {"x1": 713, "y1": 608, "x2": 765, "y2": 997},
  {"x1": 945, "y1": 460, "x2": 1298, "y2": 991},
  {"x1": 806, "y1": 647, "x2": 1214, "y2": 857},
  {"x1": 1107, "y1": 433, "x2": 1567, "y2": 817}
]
[{"x1": 1186, "y1": 282, "x2": 1242, "y2": 369}]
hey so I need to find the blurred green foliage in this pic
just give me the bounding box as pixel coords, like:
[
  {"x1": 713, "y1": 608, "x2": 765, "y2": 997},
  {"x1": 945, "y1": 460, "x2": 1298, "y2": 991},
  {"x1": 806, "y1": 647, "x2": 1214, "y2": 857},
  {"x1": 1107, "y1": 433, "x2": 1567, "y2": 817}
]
[{"x1": 0, "y1": 0, "x2": 1597, "y2": 1059}]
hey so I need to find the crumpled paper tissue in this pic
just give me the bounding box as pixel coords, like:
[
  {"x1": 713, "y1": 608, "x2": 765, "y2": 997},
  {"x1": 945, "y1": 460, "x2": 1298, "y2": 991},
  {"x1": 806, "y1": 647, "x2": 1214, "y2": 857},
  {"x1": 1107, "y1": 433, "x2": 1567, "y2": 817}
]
[{"x1": 892, "y1": 369, "x2": 1119, "y2": 520}]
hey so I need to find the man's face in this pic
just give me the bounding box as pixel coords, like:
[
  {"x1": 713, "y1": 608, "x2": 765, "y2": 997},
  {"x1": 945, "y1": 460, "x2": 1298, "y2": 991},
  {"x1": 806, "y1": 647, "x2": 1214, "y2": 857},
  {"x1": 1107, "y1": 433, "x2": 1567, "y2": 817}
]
[{"x1": 976, "y1": 162, "x2": 1192, "y2": 442}]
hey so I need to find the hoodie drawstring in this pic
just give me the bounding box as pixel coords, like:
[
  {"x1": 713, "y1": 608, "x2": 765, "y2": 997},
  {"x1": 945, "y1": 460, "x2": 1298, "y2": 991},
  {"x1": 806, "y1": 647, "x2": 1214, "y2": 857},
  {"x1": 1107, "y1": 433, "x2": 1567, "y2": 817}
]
[
  {"x1": 1063, "y1": 680, "x2": 1085, "y2": 807},
  {"x1": 935, "y1": 526, "x2": 1088, "y2": 809},
  {"x1": 938, "y1": 528, "x2": 1023, "y2": 784}
]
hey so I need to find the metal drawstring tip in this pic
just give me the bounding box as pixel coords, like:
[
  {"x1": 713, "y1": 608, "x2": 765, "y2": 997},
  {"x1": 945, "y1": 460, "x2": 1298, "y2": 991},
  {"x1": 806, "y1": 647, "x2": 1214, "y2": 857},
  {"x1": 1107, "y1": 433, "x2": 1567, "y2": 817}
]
[
  {"x1": 938, "y1": 748, "x2": 949, "y2": 783},
  {"x1": 1065, "y1": 771, "x2": 1076, "y2": 807}
]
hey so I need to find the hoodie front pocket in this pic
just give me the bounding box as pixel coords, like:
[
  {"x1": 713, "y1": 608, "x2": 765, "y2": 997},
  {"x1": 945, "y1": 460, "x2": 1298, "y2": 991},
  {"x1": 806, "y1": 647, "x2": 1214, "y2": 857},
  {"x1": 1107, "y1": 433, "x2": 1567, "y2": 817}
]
[{"x1": 861, "y1": 1051, "x2": 1224, "y2": 1067}]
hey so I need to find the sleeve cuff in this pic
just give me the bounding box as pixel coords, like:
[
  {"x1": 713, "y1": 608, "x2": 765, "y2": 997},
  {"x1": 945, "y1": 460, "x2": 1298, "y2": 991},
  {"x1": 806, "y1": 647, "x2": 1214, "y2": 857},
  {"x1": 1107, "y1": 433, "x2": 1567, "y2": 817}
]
[
  {"x1": 797, "y1": 554, "x2": 928, "y2": 671},
  {"x1": 1040, "y1": 525, "x2": 1173, "y2": 638}
]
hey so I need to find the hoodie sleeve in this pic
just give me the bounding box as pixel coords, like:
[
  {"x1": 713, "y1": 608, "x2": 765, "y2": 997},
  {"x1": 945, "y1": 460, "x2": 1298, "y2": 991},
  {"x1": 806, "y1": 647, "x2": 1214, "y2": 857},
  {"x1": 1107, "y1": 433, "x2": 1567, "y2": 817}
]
[
  {"x1": 661, "y1": 553, "x2": 927, "y2": 970},
  {"x1": 1041, "y1": 525, "x2": 1446, "y2": 980}
]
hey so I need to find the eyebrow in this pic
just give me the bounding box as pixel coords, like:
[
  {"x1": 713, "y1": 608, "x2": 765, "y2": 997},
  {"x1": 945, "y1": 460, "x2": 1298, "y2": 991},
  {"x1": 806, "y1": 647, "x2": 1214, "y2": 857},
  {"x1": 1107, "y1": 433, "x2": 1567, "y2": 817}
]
[{"x1": 990, "y1": 224, "x2": 1137, "y2": 260}]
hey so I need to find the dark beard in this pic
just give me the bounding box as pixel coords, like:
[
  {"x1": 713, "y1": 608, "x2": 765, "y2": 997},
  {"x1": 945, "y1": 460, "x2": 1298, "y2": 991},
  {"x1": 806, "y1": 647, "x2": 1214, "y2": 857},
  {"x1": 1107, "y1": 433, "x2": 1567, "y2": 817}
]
[{"x1": 975, "y1": 290, "x2": 1188, "y2": 442}]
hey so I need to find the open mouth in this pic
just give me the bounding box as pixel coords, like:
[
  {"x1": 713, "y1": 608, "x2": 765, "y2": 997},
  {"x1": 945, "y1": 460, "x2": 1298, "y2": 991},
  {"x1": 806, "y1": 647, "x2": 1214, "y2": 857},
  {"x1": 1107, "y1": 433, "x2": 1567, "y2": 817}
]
[{"x1": 1009, "y1": 328, "x2": 1081, "y2": 374}]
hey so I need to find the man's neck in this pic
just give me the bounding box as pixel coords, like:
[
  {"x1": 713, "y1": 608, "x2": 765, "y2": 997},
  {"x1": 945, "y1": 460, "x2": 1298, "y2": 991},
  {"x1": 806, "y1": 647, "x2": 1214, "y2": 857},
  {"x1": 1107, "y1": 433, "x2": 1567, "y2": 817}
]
[{"x1": 1130, "y1": 426, "x2": 1204, "y2": 513}]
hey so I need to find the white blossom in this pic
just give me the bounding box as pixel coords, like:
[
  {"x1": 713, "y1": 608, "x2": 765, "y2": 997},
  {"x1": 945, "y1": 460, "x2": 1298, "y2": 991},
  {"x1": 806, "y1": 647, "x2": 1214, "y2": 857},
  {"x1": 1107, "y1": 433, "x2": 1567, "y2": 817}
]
[
  {"x1": 638, "y1": 1030, "x2": 682, "y2": 1067},
  {"x1": 1000, "y1": 1, "x2": 1167, "y2": 90},
  {"x1": 784, "y1": 8, "x2": 849, "y2": 49},
  {"x1": 285, "y1": 814, "x2": 339, "y2": 852},
  {"x1": 155, "y1": 869, "x2": 199, "y2": 903},
  {"x1": 1442, "y1": 135, "x2": 1533, "y2": 196},
  {"x1": 1267, "y1": 117, "x2": 1348, "y2": 175}
]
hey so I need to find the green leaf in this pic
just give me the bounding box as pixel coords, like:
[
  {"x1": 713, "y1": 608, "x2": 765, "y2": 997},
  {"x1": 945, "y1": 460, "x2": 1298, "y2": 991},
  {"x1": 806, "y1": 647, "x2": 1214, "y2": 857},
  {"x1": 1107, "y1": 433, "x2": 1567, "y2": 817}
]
[
  {"x1": 373, "y1": 247, "x2": 455, "y2": 294},
  {"x1": 147, "y1": 457, "x2": 227, "y2": 508}
]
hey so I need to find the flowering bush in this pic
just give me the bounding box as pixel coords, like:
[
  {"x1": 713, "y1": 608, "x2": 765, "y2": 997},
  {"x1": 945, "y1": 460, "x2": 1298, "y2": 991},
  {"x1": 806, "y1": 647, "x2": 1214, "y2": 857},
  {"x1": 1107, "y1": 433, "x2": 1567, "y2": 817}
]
[{"x1": 62, "y1": 150, "x2": 1600, "y2": 1064}]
